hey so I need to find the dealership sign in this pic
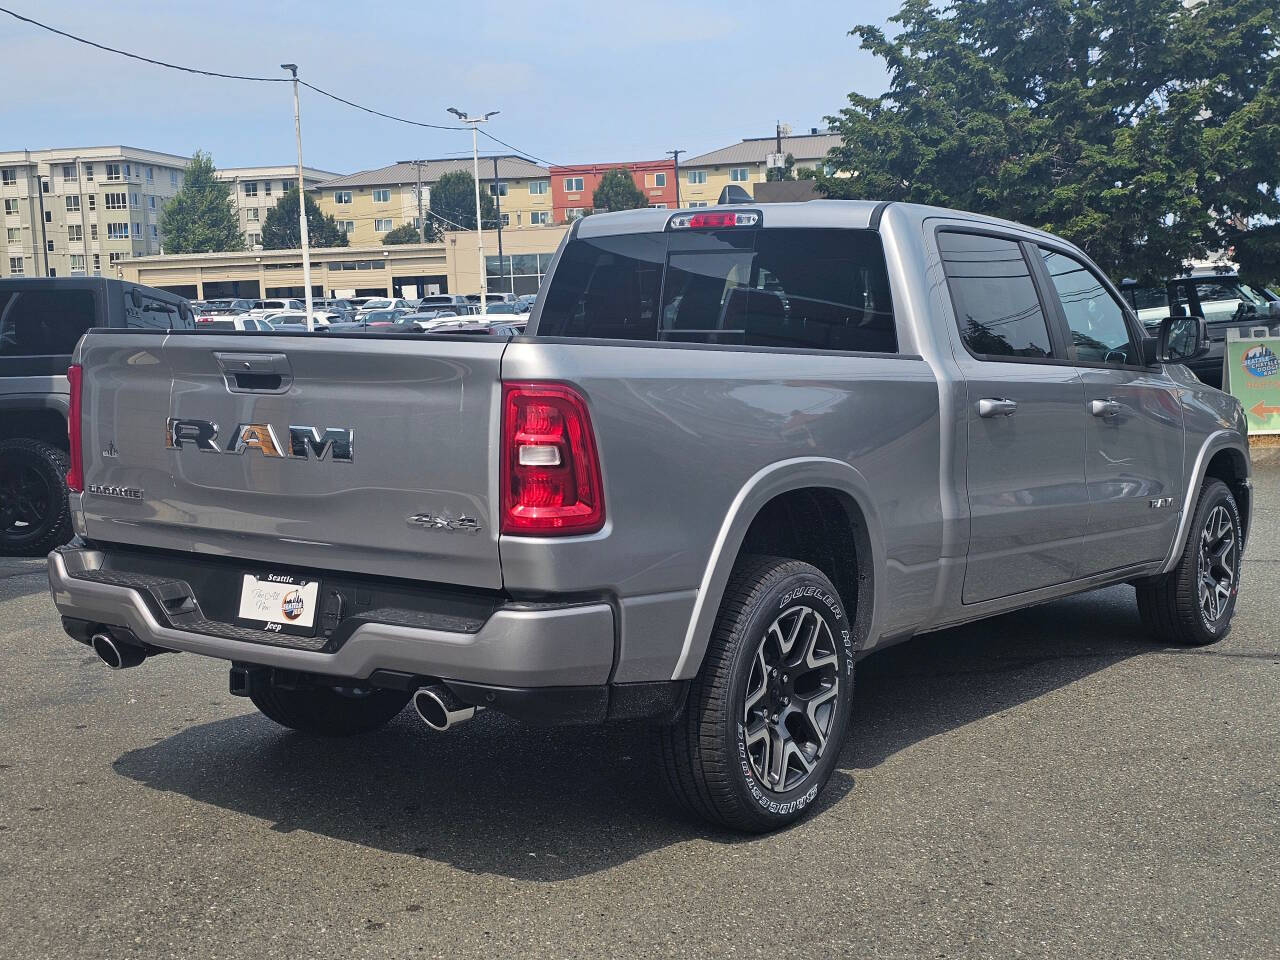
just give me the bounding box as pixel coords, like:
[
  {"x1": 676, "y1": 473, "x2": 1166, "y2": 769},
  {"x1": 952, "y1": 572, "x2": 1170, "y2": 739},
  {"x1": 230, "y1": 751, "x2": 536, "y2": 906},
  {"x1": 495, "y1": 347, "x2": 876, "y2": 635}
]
[{"x1": 1225, "y1": 330, "x2": 1280, "y2": 434}]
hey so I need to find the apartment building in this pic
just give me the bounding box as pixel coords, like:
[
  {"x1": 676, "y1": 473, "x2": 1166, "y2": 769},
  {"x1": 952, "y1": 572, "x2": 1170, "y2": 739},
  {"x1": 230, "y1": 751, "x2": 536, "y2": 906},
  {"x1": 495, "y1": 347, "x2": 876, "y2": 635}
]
[
  {"x1": 1, "y1": 145, "x2": 191, "y2": 279},
  {"x1": 313, "y1": 156, "x2": 552, "y2": 246},
  {"x1": 214, "y1": 165, "x2": 341, "y2": 248},
  {"x1": 679, "y1": 130, "x2": 841, "y2": 207},
  {"x1": 548, "y1": 160, "x2": 676, "y2": 222}
]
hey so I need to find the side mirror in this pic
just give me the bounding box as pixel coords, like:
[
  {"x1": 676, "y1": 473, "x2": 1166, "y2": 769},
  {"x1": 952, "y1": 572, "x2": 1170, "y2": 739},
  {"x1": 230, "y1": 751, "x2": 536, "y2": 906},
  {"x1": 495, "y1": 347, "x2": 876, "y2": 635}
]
[{"x1": 1158, "y1": 314, "x2": 1209, "y2": 364}]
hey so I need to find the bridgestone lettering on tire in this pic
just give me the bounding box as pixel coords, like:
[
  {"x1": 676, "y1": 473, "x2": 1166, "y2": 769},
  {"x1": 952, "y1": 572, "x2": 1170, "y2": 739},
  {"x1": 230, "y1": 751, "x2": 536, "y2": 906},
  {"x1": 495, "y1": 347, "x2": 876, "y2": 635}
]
[
  {"x1": 0, "y1": 439, "x2": 73, "y2": 557},
  {"x1": 1136, "y1": 478, "x2": 1242, "y2": 647},
  {"x1": 659, "y1": 555, "x2": 855, "y2": 832}
]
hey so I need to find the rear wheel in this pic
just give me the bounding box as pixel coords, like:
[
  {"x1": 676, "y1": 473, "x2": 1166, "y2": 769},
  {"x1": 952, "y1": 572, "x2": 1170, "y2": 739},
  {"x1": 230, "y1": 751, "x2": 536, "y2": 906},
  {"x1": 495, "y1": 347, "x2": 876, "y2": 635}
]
[
  {"x1": 250, "y1": 680, "x2": 411, "y2": 737},
  {"x1": 1136, "y1": 478, "x2": 1242, "y2": 646},
  {"x1": 659, "y1": 556, "x2": 855, "y2": 832},
  {"x1": 0, "y1": 439, "x2": 73, "y2": 556}
]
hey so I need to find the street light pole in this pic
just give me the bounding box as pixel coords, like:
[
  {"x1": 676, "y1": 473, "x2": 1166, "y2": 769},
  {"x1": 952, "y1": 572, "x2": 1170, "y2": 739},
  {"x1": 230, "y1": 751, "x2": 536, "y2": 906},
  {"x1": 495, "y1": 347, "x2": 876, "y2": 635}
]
[
  {"x1": 447, "y1": 107, "x2": 498, "y2": 312},
  {"x1": 282, "y1": 63, "x2": 314, "y2": 332},
  {"x1": 492, "y1": 156, "x2": 505, "y2": 296},
  {"x1": 667, "y1": 149, "x2": 684, "y2": 208}
]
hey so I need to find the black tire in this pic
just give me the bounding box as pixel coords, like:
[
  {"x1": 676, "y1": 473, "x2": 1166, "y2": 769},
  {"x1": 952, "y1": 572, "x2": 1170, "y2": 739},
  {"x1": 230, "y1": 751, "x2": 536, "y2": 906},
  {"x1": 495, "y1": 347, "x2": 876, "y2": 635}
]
[
  {"x1": 659, "y1": 555, "x2": 855, "y2": 832},
  {"x1": 1136, "y1": 479, "x2": 1242, "y2": 646},
  {"x1": 0, "y1": 438, "x2": 73, "y2": 557},
  {"x1": 250, "y1": 680, "x2": 411, "y2": 737}
]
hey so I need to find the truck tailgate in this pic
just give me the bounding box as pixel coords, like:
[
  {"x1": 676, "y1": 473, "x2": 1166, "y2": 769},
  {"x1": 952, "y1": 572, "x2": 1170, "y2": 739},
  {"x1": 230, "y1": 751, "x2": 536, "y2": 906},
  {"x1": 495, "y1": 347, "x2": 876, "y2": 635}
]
[{"x1": 76, "y1": 333, "x2": 506, "y2": 588}]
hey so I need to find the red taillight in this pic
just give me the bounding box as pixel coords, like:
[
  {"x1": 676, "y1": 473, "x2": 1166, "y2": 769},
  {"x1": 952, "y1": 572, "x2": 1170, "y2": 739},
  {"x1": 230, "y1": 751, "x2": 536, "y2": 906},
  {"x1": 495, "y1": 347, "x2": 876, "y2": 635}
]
[
  {"x1": 501, "y1": 382, "x2": 604, "y2": 535},
  {"x1": 66, "y1": 363, "x2": 83, "y2": 492},
  {"x1": 668, "y1": 210, "x2": 760, "y2": 230}
]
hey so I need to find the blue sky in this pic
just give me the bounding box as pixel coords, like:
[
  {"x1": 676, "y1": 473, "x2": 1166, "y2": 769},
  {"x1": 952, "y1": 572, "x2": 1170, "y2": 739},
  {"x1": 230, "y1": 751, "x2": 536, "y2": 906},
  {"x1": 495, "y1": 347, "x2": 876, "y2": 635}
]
[{"x1": 2, "y1": 0, "x2": 899, "y2": 173}]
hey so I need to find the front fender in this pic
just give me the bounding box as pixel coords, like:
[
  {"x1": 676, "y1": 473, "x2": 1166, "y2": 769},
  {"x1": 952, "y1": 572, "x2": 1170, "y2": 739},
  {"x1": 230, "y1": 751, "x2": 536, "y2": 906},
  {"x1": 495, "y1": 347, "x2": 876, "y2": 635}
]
[{"x1": 670, "y1": 457, "x2": 887, "y2": 681}]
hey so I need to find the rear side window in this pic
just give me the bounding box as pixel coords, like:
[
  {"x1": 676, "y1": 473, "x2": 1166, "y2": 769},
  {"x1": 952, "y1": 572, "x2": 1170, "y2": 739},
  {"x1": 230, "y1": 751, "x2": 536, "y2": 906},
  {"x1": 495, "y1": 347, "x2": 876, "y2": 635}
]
[
  {"x1": 0, "y1": 289, "x2": 96, "y2": 356},
  {"x1": 938, "y1": 231, "x2": 1053, "y2": 359},
  {"x1": 539, "y1": 227, "x2": 897, "y2": 353},
  {"x1": 128, "y1": 291, "x2": 190, "y2": 330}
]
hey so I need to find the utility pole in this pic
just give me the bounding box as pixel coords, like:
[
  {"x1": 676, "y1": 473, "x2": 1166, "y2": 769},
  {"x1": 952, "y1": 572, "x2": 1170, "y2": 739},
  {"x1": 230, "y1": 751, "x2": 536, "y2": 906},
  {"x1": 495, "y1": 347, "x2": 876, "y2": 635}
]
[
  {"x1": 34, "y1": 173, "x2": 52, "y2": 277},
  {"x1": 667, "y1": 149, "x2": 684, "y2": 208},
  {"x1": 281, "y1": 63, "x2": 314, "y2": 331},
  {"x1": 447, "y1": 107, "x2": 498, "y2": 312},
  {"x1": 492, "y1": 156, "x2": 505, "y2": 296},
  {"x1": 398, "y1": 159, "x2": 427, "y2": 243}
]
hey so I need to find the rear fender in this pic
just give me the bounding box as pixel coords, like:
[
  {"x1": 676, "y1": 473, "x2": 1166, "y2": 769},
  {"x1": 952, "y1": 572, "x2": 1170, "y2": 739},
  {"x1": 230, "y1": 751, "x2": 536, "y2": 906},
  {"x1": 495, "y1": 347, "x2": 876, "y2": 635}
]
[{"x1": 670, "y1": 457, "x2": 886, "y2": 681}]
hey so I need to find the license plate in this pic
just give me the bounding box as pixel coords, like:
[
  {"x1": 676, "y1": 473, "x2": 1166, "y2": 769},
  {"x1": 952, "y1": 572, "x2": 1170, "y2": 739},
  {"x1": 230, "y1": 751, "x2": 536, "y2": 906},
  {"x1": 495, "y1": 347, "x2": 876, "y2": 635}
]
[{"x1": 237, "y1": 573, "x2": 320, "y2": 635}]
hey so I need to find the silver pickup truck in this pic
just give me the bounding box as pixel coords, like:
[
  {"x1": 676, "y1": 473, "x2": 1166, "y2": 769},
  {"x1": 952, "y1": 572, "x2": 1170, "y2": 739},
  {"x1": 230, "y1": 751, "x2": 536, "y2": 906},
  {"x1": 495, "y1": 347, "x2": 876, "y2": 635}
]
[{"x1": 48, "y1": 201, "x2": 1252, "y2": 832}]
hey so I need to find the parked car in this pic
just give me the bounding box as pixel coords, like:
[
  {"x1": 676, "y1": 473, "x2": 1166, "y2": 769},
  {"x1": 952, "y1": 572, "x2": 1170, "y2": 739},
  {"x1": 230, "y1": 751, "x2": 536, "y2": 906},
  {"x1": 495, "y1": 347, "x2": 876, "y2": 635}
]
[
  {"x1": 199, "y1": 298, "x2": 255, "y2": 315},
  {"x1": 513, "y1": 294, "x2": 538, "y2": 313},
  {"x1": 415, "y1": 294, "x2": 470, "y2": 312},
  {"x1": 48, "y1": 201, "x2": 1252, "y2": 833},
  {"x1": 313, "y1": 298, "x2": 356, "y2": 322},
  {"x1": 247, "y1": 298, "x2": 304, "y2": 319},
  {"x1": 193, "y1": 316, "x2": 277, "y2": 332},
  {"x1": 361, "y1": 308, "x2": 413, "y2": 327},
  {"x1": 263, "y1": 311, "x2": 340, "y2": 328},
  {"x1": 355, "y1": 298, "x2": 415, "y2": 317},
  {"x1": 0, "y1": 277, "x2": 192, "y2": 555}
]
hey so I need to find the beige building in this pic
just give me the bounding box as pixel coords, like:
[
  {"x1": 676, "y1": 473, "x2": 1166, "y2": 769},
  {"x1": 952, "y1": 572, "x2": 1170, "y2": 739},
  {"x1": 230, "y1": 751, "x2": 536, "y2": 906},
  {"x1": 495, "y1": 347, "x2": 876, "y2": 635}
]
[
  {"x1": 114, "y1": 224, "x2": 569, "y2": 301},
  {"x1": 680, "y1": 131, "x2": 842, "y2": 206},
  {"x1": 1, "y1": 145, "x2": 192, "y2": 279},
  {"x1": 214, "y1": 165, "x2": 341, "y2": 248},
  {"x1": 314, "y1": 156, "x2": 555, "y2": 246}
]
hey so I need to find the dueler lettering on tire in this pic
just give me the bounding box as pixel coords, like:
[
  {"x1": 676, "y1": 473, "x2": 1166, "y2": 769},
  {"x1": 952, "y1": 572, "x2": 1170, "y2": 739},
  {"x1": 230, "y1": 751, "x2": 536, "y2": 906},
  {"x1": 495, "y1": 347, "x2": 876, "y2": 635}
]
[{"x1": 659, "y1": 555, "x2": 855, "y2": 832}]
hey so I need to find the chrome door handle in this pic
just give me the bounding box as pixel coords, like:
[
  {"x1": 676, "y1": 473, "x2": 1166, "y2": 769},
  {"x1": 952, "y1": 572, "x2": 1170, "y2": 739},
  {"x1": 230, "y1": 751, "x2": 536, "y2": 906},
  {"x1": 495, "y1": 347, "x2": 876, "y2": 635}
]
[
  {"x1": 977, "y1": 398, "x2": 1018, "y2": 418},
  {"x1": 1089, "y1": 398, "x2": 1123, "y2": 418}
]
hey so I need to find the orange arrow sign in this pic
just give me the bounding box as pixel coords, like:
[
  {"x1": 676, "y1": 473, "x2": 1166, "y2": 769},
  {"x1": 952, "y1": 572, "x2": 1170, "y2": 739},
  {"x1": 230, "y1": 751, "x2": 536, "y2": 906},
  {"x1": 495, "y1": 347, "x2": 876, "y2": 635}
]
[{"x1": 1250, "y1": 399, "x2": 1280, "y2": 418}]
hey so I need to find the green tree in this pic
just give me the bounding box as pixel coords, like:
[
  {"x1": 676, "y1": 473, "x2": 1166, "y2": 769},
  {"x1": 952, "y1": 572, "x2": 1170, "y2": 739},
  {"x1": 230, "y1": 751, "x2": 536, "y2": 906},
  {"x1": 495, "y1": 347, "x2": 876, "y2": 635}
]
[
  {"x1": 260, "y1": 186, "x2": 348, "y2": 249},
  {"x1": 821, "y1": 0, "x2": 1280, "y2": 282},
  {"x1": 766, "y1": 154, "x2": 797, "y2": 182},
  {"x1": 592, "y1": 168, "x2": 647, "y2": 212},
  {"x1": 158, "y1": 150, "x2": 243, "y2": 253},
  {"x1": 428, "y1": 170, "x2": 496, "y2": 232},
  {"x1": 382, "y1": 223, "x2": 424, "y2": 245}
]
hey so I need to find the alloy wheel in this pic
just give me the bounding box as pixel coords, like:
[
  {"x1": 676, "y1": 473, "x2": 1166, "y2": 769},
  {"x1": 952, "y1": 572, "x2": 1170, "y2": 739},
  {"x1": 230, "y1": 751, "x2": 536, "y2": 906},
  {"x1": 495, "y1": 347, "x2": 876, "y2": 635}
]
[
  {"x1": 0, "y1": 463, "x2": 52, "y2": 539},
  {"x1": 1197, "y1": 504, "x2": 1237, "y2": 623},
  {"x1": 742, "y1": 605, "x2": 841, "y2": 792}
]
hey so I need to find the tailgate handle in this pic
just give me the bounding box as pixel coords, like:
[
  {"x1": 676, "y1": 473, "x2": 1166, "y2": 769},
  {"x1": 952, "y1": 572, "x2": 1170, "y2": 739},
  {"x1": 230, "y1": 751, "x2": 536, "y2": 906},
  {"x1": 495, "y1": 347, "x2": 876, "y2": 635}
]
[{"x1": 214, "y1": 352, "x2": 293, "y2": 394}]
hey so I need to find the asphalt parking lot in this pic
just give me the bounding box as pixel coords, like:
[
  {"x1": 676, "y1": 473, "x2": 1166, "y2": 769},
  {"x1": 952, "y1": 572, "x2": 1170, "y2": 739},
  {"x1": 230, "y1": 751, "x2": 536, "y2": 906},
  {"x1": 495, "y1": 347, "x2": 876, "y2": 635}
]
[{"x1": 1, "y1": 465, "x2": 1277, "y2": 960}]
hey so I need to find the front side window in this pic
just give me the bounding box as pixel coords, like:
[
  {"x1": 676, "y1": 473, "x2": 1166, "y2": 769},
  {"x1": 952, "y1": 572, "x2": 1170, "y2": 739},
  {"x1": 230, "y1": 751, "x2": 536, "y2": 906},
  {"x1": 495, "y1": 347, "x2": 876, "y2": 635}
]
[
  {"x1": 938, "y1": 231, "x2": 1053, "y2": 360},
  {"x1": 373, "y1": 188, "x2": 390, "y2": 202},
  {"x1": 1039, "y1": 247, "x2": 1134, "y2": 365}
]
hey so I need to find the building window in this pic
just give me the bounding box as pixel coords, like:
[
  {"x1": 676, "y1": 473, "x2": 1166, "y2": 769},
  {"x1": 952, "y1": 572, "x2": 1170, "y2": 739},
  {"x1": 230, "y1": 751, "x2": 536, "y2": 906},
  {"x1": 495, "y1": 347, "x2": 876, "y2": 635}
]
[
  {"x1": 93, "y1": 254, "x2": 100, "y2": 272},
  {"x1": 729, "y1": 167, "x2": 750, "y2": 182},
  {"x1": 246, "y1": 207, "x2": 259, "y2": 222},
  {"x1": 500, "y1": 213, "x2": 510, "y2": 226},
  {"x1": 148, "y1": 196, "x2": 156, "y2": 210},
  {"x1": 648, "y1": 203, "x2": 667, "y2": 209},
  {"x1": 3, "y1": 199, "x2": 16, "y2": 215},
  {"x1": 146, "y1": 166, "x2": 154, "y2": 182},
  {"x1": 5, "y1": 228, "x2": 18, "y2": 244},
  {"x1": 244, "y1": 181, "x2": 258, "y2": 197},
  {"x1": 109, "y1": 252, "x2": 124, "y2": 264},
  {"x1": 85, "y1": 164, "x2": 94, "y2": 182},
  {"x1": 41, "y1": 179, "x2": 49, "y2": 193},
  {"x1": 169, "y1": 170, "x2": 178, "y2": 187},
  {"x1": 133, "y1": 222, "x2": 141, "y2": 237},
  {"x1": 70, "y1": 254, "x2": 85, "y2": 273},
  {"x1": 689, "y1": 201, "x2": 709, "y2": 207},
  {"x1": 372, "y1": 188, "x2": 390, "y2": 203},
  {"x1": 130, "y1": 193, "x2": 139, "y2": 208},
  {"x1": 488, "y1": 182, "x2": 508, "y2": 197},
  {"x1": 687, "y1": 170, "x2": 707, "y2": 184},
  {"x1": 150, "y1": 224, "x2": 158, "y2": 239},
  {"x1": 338, "y1": 220, "x2": 354, "y2": 234},
  {"x1": 124, "y1": 163, "x2": 131, "y2": 178},
  {"x1": 44, "y1": 211, "x2": 51, "y2": 223},
  {"x1": 68, "y1": 225, "x2": 83, "y2": 242},
  {"x1": 65, "y1": 195, "x2": 81, "y2": 212},
  {"x1": 62, "y1": 164, "x2": 77, "y2": 183},
  {"x1": 646, "y1": 172, "x2": 667, "y2": 187},
  {"x1": 87, "y1": 194, "x2": 96, "y2": 211},
  {"x1": 106, "y1": 222, "x2": 129, "y2": 239},
  {"x1": 334, "y1": 190, "x2": 352, "y2": 204},
  {"x1": 106, "y1": 163, "x2": 123, "y2": 181},
  {"x1": 529, "y1": 180, "x2": 549, "y2": 195},
  {"x1": 105, "y1": 192, "x2": 127, "y2": 209},
  {"x1": 374, "y1": 218, "x2": 393, "y2": 232},
  {"x1": 8, "y1": 257, "x2": 22, "y2": 275},
  {"x1": 248, "y1": 232, "x2": 261, "y2": 247},
  {"x1": 563, "y1": 177, "x2": 584, "y2": 193},
  {"x1": 1, "y1": 168, "x2": 15, "y2": 186},
  {"x1": 263, "y1": 181, "x2": 272, "y2": 196},
  {"x1": 46, "y1": 240, "x2": 54, "y2": 252},
  {"x1": 530, "y1": 211, "x2": 550, "y2": 225},
  {"x1": 565, "y1": 207, "x2": 584, "y2": 220},
  {"x1": 90, "y1": 224, "x2": 98, "y2": 240}
]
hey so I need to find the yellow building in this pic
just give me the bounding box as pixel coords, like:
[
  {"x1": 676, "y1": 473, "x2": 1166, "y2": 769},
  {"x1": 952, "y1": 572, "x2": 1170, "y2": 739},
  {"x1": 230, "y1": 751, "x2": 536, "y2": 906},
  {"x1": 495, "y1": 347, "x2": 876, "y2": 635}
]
[
  {"x1": 679, "y1": 131, "x2": 842, "y2": 206},
  {"x1": 113, "y1": 224, "x2": 569, "y2": 301},
  {"x1": 313, "y1": 156, "x2": 555, "y2": 246}
]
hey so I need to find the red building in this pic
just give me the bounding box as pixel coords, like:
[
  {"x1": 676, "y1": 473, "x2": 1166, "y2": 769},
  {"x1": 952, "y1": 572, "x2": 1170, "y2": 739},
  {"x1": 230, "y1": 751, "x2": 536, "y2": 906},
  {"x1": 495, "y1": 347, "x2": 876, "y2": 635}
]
[{"x1": 548, "y1": 159, "x2": 677, "y2": 223}]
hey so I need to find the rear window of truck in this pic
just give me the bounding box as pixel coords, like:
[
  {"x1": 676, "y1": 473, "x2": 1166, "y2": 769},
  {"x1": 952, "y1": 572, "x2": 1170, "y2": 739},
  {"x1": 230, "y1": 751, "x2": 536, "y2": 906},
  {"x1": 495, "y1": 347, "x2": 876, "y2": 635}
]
[
  {"x1": 538, "y1": 227, "x2": 897, "y2": 353},
  {"x1": 0, "y1": 288, "x2": 97, "y2": 357}
]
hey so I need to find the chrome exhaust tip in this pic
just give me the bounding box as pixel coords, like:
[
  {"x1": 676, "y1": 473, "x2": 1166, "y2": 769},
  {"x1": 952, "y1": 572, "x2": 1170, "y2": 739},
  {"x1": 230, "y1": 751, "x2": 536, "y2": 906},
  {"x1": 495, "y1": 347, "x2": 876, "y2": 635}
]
[
  {"x1": 412, "y1": 684, "x2": 477, "y2": 731},
  {"x1": 90, "y1": 630, "x2": 146, "y2": 670}
]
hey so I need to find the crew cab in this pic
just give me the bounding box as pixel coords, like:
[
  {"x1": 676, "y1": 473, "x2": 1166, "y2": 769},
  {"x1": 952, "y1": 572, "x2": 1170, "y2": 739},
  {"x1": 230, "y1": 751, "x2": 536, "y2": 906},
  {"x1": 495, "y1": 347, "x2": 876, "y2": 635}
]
[{"x1": 47, "y1": 202, "x2": 1252, "y2": 831}]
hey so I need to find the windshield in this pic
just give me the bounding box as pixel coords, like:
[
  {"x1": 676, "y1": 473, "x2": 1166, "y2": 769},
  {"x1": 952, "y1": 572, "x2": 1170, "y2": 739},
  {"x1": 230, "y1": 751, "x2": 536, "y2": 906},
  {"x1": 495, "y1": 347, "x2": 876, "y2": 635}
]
[
  {"x1": 1191, "y1": 279, "x2": 1269, "y2": 307},
  {"x1": 485, "y1": 303, "x2": 517, "y2": 314},
  {"x1": 361, "y1": 299, "x2": 391, "y2": 310}
]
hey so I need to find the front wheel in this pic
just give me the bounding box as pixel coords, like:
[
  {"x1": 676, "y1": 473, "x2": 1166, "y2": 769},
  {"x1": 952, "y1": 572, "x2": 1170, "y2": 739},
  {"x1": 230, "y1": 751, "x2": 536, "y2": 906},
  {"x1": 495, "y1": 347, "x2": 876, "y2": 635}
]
[
  {"x1": 250, "y1": 680, "x2": 411, "y2": 736},
  {"x1": 659, "y1": 555, "x2": 855, "y2": 832},
  {"x1": 1136, "y1": 478, "x2": 1243, "y2": 646}
]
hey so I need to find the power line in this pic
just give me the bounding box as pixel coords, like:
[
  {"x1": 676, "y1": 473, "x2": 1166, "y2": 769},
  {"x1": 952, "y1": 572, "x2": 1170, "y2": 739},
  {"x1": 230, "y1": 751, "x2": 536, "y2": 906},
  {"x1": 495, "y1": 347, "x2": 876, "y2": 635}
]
[
  {"x1": 478, "y1": 130, "x2": 557, "y2": 168},
  {"x1": 297, "y1": 81, "x2": 464, "y2": 132}
]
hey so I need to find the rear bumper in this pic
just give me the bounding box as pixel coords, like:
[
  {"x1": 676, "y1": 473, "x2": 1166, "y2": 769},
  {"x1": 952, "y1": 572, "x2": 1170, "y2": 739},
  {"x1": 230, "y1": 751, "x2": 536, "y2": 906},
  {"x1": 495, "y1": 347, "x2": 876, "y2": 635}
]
[{"x1": 48, "y1": 545, "x2": 615, "y2": 689}]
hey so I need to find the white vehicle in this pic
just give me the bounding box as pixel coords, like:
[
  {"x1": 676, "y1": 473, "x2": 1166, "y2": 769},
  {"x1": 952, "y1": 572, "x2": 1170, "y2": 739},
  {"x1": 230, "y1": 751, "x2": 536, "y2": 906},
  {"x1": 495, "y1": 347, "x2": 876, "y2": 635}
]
[
  {"x1": 355, "y1": 298, "x2": 415, "y2": 316},
  {"x1": 247, "y1": 298, "x2": 304, "y2": 319},
  {"x1": 264, "y1": 311, "x2": 338, "y2": 327},
  {"x1": 193, "y1": 316, "x2": 276, "y2": 332}
]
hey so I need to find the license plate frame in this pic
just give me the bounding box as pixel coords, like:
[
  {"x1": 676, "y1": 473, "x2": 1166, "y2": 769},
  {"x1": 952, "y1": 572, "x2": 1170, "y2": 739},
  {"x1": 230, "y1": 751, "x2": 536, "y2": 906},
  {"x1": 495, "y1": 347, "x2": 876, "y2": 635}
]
[{"x1": 235, "y1": 572, "x2": 321, "y2": 636}]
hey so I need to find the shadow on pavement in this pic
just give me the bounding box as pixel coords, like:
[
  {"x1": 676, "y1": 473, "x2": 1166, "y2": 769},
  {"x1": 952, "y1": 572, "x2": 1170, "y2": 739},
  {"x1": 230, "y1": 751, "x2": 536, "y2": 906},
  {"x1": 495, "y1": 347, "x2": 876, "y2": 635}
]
[{"x1": 113, "y1": 585, "x2": 1152, "y2": 881}]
